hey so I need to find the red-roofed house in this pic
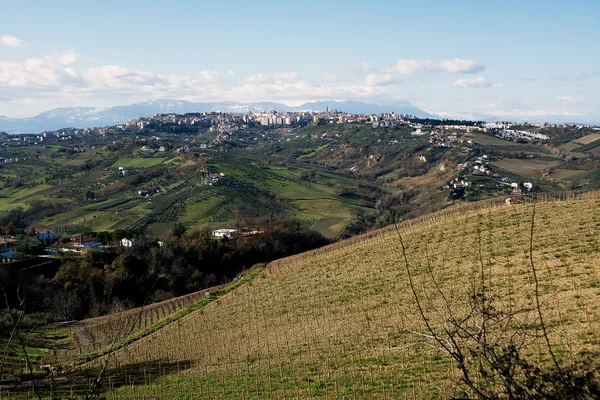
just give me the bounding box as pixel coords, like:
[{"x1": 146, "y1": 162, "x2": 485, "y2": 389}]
[
  {"x1": 58, "y1": 235, "x2": 102, "y2": 253},
  {"x1": 35, "y1": 228, "x2": 54, "y2": 244}
]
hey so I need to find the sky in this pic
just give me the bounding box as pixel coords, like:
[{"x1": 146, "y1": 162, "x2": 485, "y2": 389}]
[{"x1": 0, "y1": 0, "x2": 599, "y2": 120}]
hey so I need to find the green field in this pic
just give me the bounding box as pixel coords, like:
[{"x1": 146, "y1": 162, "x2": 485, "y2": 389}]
[
  {"x1": 112, "y1": 157, "x2": 169, "y2": 168},
  {"x1": 181, "y1": 195, "x2": 228, "y2": 226},
  {"x1": 464, "y1": 132, "x2": 511, "y2": 145},
  {"x1": 0, "y1": 183, "x2": 52, "y2": 210}
]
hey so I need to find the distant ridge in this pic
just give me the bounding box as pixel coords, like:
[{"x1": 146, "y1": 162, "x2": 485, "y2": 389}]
[{"x1": 0, "y1": 99, "x2": 434, "y2": 133}]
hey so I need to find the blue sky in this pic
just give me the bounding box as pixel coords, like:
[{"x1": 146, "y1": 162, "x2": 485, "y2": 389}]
[{"x1": 0, "y1": 0, "x2": 599, "y2": 120}]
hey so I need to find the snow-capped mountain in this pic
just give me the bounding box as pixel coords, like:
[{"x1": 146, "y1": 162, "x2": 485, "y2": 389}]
[{"x1": 0, "y1": 99, "x2": 432, "y2": 133}]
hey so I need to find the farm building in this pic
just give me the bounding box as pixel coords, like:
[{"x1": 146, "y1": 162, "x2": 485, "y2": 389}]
[
  {"x1": 58, "y1": 235, "x2": 102, "y2": 253},
  {"x1": 34, "y1": 228, "x2": 54, "y2": 244},
  {"x1": 212, "y1": 229, "x2": 238, "y2": 238},
  {"x1": 121, "y1": 238, "x2": 135, "y2": 247},
  {"x1": 0, "y1": 237, "x2": 18, "y2": 259}
]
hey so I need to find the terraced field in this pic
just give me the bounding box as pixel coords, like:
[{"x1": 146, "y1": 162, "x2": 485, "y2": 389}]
[{"x1": 29, "y1": 194, "x2": 597, "y2": 399}]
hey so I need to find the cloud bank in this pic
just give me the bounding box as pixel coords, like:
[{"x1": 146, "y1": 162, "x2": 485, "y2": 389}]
[{"x1": 7, "y1": 54, "x2": 487, "y2": 114}]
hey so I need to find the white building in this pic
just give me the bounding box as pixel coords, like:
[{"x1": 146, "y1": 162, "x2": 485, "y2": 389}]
[
  {"x1": 60, "y1": 235, "x2": 102, "y2": 252},
  {"x1": 0, "y1": 237, "x2": 18, "y2": 259},
  {"x1": 212, "y1": 229, "x2": 238, "y2": 238},
  {"x1": 121, "y1": 238, "x2": 135, "y2": 247},
  {"x1": 35, "y1": 228, "x2": 54, "y2": 244}
]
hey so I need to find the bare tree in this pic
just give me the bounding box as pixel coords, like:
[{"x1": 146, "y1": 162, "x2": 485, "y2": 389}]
[
  {"x1": 393, "y1": 201, "x2": 600, "y2": 399},
  {"x1": 0, "y1": 282, "x2": 42, "y2": 400}
]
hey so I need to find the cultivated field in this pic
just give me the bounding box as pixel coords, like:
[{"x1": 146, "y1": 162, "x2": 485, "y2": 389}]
[
  {"x1": 38, "y1": 195, "x2": 597, "y2": 399},
  {"x1": 491, "y1": 157, "x2": 557, "y2": 176},
  {"x1": 573, "y1": 133, "x2": 600, "y2": 145}
]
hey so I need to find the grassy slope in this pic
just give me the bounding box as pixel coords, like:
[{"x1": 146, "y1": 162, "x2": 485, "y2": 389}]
[{"x1": 72, "y1": 196, "x2": 600, "y2": 399}]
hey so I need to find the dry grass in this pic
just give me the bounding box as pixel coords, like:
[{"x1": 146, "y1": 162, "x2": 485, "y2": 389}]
[
  {"x1": 36, "y1": 195, "x2": 600, "y2": 399},
  {"x1": 573, "y1": 133, "x2": 600, "y2": 145}
]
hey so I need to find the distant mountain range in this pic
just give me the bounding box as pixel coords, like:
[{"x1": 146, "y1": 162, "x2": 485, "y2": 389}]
[
  {"x1": 436, "y1": 111, "x2": 600, "y2": 126},
  {"x1": 2, "y1": 100, "x2": 595, "y2": 133},
  {"x1": 0, "y1": 100, "x2": 436, "y2": 133}
]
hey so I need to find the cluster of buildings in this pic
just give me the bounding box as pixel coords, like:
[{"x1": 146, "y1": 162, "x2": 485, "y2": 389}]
[
  {"x1": 484, "y1": 122, "x2": 550, "y2": 142},
  {"x1": 128, "y1": 109, "x2": 414, "y2": 134},
  {"x1": 0, "y1": 228, "x2": 56, "y2": 260},
  {"x1": 0, "y1": 228, "x2": 108, "y2": 260},
  {"x1": 484, "y1": 124, "x2": 550, "y2": 142},
  {"x1": 57, "y1": 234, "x2": 102, "y2": 253},
  {"x1": 3, "y1": 111, "x2": 599, "y2": 149},
  {"x1": 449, "y1": 155, "x2": 535, "y2": 199},
  {"x1": 211, "y1": 228, "x2": 263, "y2": 240}
]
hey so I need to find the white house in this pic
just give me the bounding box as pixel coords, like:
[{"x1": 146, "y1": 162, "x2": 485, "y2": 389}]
[
  {"x1": 0, "y1": 237, "x2": 18, "y2": 259},
  {"x1": 121, "y1": 238, "x2": 135, "y2": 247},
  {"x1": 59, "y1": 235, "x2": 102, "y2": 252},
  {"x1": 212, "y1": 229, "x2": 238, "y2": 238},
  {"x1": 35, "y1": 228, "x2": 54, "y2": 244}
]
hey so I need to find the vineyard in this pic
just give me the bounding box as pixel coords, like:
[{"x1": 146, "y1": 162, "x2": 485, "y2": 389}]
[{"x1": 5, "y1": 194, "x2": 599, "y2": 398}]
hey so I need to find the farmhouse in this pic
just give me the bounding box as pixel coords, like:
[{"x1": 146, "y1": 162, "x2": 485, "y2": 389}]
[
  {"x1": 34, "y1": 228, "x2": 54, "y2": 244},
  {"x1": 0, "y1": 237, "x2": 18, "y2": 259},
  {"x1": 121, "y1": 238, "x2": 135, "y2": 247},
  {"x1": 59, "y1": 235, "x2": 102, "y2": 253},
  {"x1": 212, "y1": 229, "x2": 238, "y2": 238}
]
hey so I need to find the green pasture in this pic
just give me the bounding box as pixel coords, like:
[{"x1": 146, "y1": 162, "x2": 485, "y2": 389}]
[
  {"x1": 0, "y1": 183, "x2": 52, "y2": 210},
  {"x1": 464, "y1": 132, "x2": 512, "y2": 146},
  {"x1": 181, "y1": 195, "x2": 227, "y2": 226},
  {"x1": 112, "y1": 158, "x2": 169, "y2": 168}
]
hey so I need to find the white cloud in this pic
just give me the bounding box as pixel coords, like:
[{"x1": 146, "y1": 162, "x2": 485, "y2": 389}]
[
  {"x1": 246, "y1": 73, "x2": 298, "y2": 84},
  {"x1": 56, "y1": 50, "x2": 78, "y2": 65},
  {"x1": 0, "y1": 53, "x2": 389, "y2": 110},
  {"x1": 0, "y1": 52, "x2": 82, "y2": 89},
  {"x1": 454, "y1": 77, "x2": 493, "y2": 88},
  {"x1": 365, "y1": 73, "x2": 402, "y2": 86},
  {"x1": 385, "y1": 58, "x2": 484, "y2": 77},
  {"x1": 0, "y1": 36, "x2": 24, "y2": 47},
  {"x1": 0, "y1": 51, "x2": 520, "y2": 119}
]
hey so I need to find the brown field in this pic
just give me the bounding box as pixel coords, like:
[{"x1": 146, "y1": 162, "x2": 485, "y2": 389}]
[
  {"x1": 573, "y1": 133, "x2": 600, "y2": 145},
  {"x1": 550, "y1": 168, "x2": 588, "y2": 180},
  {"x1": 46, "y1": 195, "x2": 598, "y2": 399},
  {"x1": 491, "y1": 157, "x2": 556, "y2": 176}
]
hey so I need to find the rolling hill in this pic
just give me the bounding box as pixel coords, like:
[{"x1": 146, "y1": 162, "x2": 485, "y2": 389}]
[{"x1": 34, "y1": 194, "x2": 600, "y2": 399}]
